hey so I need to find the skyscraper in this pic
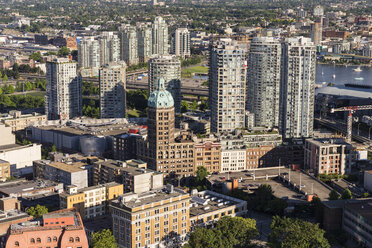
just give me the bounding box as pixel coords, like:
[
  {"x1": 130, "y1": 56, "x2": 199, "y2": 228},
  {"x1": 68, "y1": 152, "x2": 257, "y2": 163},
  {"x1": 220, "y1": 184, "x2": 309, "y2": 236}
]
[
  {"x1": 279, "y1": 37, "x2": 316, "y2": 139},
  {"x1": 152, "y1": 16, "x2": 169, "y2": 55},
  {"x1": 209, "y1": 39, "x2": 247, "y2": 133},
  {"x1": 137, "y1": 25, "x2": 153, "y2": 63},
  {"x1": 172, "y1": 28, "x2": 190, "y2": 58},
  {"x1": 310, "y1": 20, "x2": 322, "y2": 46},
  {"x1": 148, "y1": 55, "x2": 181, "y2": 113},
  {"x1": 46, "y1": 58, "x2": 82, "y2": 120},
  {"x1": 99, "y1": 61, "x2": 127, "y2": 119},
  {"x1": 247, "y1": 37, "x2": 281, "y2": 128},
  {"x1": 119, "y1": 25, "x2": 139, "y2": 65},
  {"x1": 139, "y1": 78, "x2": 194, "y2": 177},
  {"x1": 99, "y1": 32, "x2": 120, "y2": 66},
  {"x1": 78, "y1": 37, "x2": 100, "y2": 69}
]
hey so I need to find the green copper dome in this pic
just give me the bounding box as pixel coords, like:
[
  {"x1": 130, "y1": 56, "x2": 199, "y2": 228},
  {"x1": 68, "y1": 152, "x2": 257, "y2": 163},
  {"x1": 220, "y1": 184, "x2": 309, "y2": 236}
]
[{"x1": 148, "y1": 78, "x2": 174, "y2": 108}]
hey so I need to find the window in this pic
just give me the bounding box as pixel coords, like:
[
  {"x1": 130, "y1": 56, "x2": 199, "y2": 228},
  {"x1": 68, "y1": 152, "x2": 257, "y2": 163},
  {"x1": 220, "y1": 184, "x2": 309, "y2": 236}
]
[
  {"x1": 37, "y1": 238, "x2": 41, "y2": 243},
  {"x1": 53, "y1": 237, "x2": 58, "y2": 242},
  {"x1": 69, "y1": 237, "x2": 74, "y2": 242},
  {"x1": 47, "y1": 237, "x2": 51, "y2": 242},
  {"x1": 31, "y1": 238, "x2": 35, "y2": 243},
  {"x1": 75, "y1": 237, "x2": 80, "y2": 242},
  {"x1": 15, "y1": 241, "x2": 19, "y2": 247}
]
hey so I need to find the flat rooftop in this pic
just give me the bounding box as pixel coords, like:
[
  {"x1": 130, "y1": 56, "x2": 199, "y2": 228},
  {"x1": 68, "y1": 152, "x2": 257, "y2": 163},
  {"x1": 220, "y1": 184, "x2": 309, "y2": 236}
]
[
  {"x1": 111, "y1": 187, "x2": 189, "y2": 209},
  {"x1": 38, "y1": 160, "x2": 86, "y2": 173},
  {"x1": 189, "y1": 190, "x2": 245, "y2": 218},
  {"x1": 0, "y1": 179, "x2": 60, "y2": 196},
  {"x1": 306, "y1": 138, "x2": 350, "y2": 146},
  {"x1": 60, "y1": 182, "x2": 121, "y2": 197},
  {"x1": 96, "y1": 159, "x2": 158, "y2": 175}
]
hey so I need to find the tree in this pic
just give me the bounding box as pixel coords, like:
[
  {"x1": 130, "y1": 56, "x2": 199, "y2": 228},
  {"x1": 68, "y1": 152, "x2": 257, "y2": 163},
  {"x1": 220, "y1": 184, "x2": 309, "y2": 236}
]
[
  {"x1": 26, "y1": 204, "x2": 48, "y2": 218},
  {"x1": 30, "y1": 52, "x2": 43, "y2": 62},
  {"x1": 196, "y1": 166, "x2": 209, "y2": 183},
  {"x1": 3, "y1": 74, "x2": 8, "y2": 81},
  {"x1": 255, "y1": 184, "x2": 274, "y2": 211},
  {"x1": 186, "y1": 216, "x2": 257, "y2": 248},
  {"x1": 329, "y1": 190, "x2": 339, "y2": 200},
  {"x1": 181, "y1": 101, "x2": 189, "y2": 113},
  {"x1": 191, "y1": 100, "x2": 198, "y2": 111},
  {"x1": 341, "y1": 189, "x2": 352, "y2": 199},
  {"x1": 58, "y1": 46, "x2": 70, "y2": 57},
  {"x1": 199, "y1": 100, "x2": 208, "y2": 111},
  {"x1": 91, "y1": 229, "x2": 118, "y2": 248},
  {"x1": 268, "y1": 216, "x2": 330, "y2": 248},
  {"x1": 186, "y1": 227, "x2": 222, "y2": 248},
  {"x1": 0, "y1": 87, "x2": 2, "y2": 95},
  {"x1": 216, "y1": 216, "x2": 258, "y2": 248}
]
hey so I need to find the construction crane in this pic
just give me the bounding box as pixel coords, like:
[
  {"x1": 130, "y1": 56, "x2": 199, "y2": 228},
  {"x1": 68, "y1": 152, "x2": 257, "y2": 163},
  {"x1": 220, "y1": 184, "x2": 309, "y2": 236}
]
[{"x1": 330, "y1": 105, "x2": 372, "y2": 142}]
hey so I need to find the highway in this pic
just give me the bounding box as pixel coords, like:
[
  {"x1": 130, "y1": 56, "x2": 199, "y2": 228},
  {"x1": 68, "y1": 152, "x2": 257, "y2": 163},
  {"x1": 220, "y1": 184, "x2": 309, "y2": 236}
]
[
  {"x1": 18, "y1": 72, "x2": 209, "y2": 97},
  {"x1": 315, "y1": 118, "x2": 371, "y2": 144}
]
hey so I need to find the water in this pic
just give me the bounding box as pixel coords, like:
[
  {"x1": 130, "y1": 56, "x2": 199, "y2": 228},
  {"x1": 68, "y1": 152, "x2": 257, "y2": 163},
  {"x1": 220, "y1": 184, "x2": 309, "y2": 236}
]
[{"x1": 316, "y1": 64, "x2": 372, "y2": 86}]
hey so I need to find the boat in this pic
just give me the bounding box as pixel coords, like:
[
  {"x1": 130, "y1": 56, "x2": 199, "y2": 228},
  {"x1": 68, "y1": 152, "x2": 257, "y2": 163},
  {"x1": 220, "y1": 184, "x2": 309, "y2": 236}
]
[
  {"x1": 332, "y1": 74, "x2": 336, "y2": 79},
  {"x1": 355, "y1": 77, "x2": 364, "y2": 81},
  {"x1": 353, "y1": 67, "x2": 362, "y2": 72}
]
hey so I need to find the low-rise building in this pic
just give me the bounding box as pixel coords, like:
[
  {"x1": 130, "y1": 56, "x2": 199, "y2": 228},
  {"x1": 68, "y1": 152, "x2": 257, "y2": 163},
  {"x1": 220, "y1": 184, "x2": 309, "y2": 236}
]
[
  {"x1": 304, "y1": 138, "x2": 353, "y2": 175},
  {"x1": 0, "y1": 111, "x2": 47, "y2": 132},
  {"x1": 363, "y1": 170, "x2": 372, "y2": 193},
  {"x1": 93, "y1": 159, "x2": 163, "y2": 194},
  {"x1": 194, "y1": 141, "x2": 221, "y2": 173},
  {"x1": 0, "y1": 160, "x2": 10, "y2": 181},
  {"x1": 343, "y1": 200, "x2": 372, "y2": 247},
  {"x1": 60, "y1": 182, "x2": 123, "y2": 219},
  {"x1": 110, "y1": 185, "x2": 190, "y2": 248},
  {"x1": 114, "y1": 127, "x2": 147, "y2": 161},
  {"x1": 33, "y1": 160, "x2": 89, "y2": 189},
  {"x1": 0, "y1": 197, "x2": 32, "y2": 247},
  {"x1": 220, "y1": 149, "x2": 246, "y2": 172},
  {"x1": 5, "y1": 209, "x2": 89, "y2": 248},
  {"x1": 189, "y1": 190, "x2": 247, "y2": 230}
]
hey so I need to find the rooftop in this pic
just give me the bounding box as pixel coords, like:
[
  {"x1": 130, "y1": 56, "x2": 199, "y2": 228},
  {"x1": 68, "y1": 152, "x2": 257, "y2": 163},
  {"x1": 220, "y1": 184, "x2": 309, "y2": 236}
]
[
  {"x1": 0, "y1": 179, "x2": 62, "y2": 196},
  {"x1": 111, "y1": 186, "x2": 189, "y2": 210},
  {"x1": 60, "y1": 182, "x2": 121, "y2": 197},
  {"x1": 37, "y1": 160, "x2": 87, "y2": 173},
  {"x1": 189, "y1": 190, "x2": 246, "y2": 218},
  {"x1": 306, "y1": 138, "x2": 351, "y2": 146},
  {"x1": 95, "y1": 159, "x2": 159, "y2": 175}
]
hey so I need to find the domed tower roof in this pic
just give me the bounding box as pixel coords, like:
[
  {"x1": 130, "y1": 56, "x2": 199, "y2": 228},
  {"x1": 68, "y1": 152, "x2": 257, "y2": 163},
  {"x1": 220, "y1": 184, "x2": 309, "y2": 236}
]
[{"x1": 148, "y1": 78, "x2": 174, "y2": 108}]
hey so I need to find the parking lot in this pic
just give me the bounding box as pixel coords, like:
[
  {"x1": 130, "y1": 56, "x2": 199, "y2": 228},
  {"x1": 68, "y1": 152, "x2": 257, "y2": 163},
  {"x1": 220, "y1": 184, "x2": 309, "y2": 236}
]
[{"x1": 207, "y1": 167, "x2": 332, "y2": 201}]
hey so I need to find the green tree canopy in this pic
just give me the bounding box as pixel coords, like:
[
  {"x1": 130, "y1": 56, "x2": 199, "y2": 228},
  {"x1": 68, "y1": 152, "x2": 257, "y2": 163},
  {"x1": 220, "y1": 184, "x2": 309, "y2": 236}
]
[
  {"x1": 58, "y1": 46, "x2": 70, "y2": 57},
  {"x1": 329, "y1": 190, "x2": 339, "y2": 200},
  {"x1": 341, "y1": 189, "x2": 352, "y2": 199},
  {"x1": 186, "y1": 216, "x2": 258, "y2": 248},
  {"x1": 26, "y1": 204, "x2": 48, "y2": 218},
  {"x1": 30, "y1": 52, "x2": 43, "y2": 62},
  {"x1": 196, "y1": 166, "x2": 209, "y2": 183},
  {"x1": 181, "y1": 101, "x2": 189, "y2": 113},
  {"x1": 91, "y1": 229, "x2": 118, "y2": 248},
  {"x1": 268, "y1": 216, "x2": 330, "y2": 248}
]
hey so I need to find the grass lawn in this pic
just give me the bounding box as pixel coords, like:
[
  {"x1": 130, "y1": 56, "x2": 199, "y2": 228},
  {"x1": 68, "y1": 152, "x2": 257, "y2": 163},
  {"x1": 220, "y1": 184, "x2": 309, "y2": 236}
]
[
  {"x1": 182, "y1": 66, "x2": 208, "y2": 74},
  {"x1": 127, "y1": 108, "x2": 146, "y2": 118},
  {"x1": 24, "y1": 91, "x2": 46, "y2": 97}
]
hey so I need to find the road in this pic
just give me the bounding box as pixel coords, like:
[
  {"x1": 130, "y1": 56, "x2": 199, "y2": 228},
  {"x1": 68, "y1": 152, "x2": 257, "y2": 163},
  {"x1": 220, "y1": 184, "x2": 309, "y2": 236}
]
[{"x1": 316, "y1": 118, "x2": 371, "y2": 145}]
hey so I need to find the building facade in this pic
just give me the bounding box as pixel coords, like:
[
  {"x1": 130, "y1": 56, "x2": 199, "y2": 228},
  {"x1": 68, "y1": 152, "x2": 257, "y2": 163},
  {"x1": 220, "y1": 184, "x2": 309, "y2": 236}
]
[
  {"x1": 194, "y1": 142, "x2": 221, "y2": 173},
  {"x1": 172, "y1": 28, "x2": 190, "y2": 58},
  {"x1": 110, "y1": 186, "x2": 190, "y2": 248},
  {"x1": 45, "y1": 58, "x2": 82, "y2": 120},
  {"x1": 209, "y1": 39, "x2": 247, "y2": 133},
  {"x1": 137, "y1": 26, "x2": 153, "y2": 63},
  {"x1": 99, "y1": 61, "x2": 127, "y2": 118},
  {"x1": 0, "y1": 111, "x2": 47, "y2": 132},
  {"x1": 5, "y1": 209, "x2": 89, "y2": 248},
  {"x1": 0, "y1": 160, "x2": 10, "y2": 181},
  {"x1": 311, "y1": 21, "x2": 322, "y2": 46},
  {"x1": 247, "y1": 37, "x2": 281, "y2": 128},
  {"x1": 78, "y1": 36, "x2": 100, "y2": 69},
  {"x1": 148, "y1": 55, "x2": 181, "y2": 113},
  {"x1": 99, "y1": 32, "x2": 120, "y2": 66},
  {"x1": 60, "y1": 182, "x2": 123, "y2": 219},
  {"x1": 137, "y1": 78, "x2": 194, "y2": 178},
  {"x1": 279, "y1": 37, "x2": 316, "y2": 139},
  {"x1": 120, "y1": 26, "x2": 139, "y2": 65},
  {"x1": 152, "y1": 16, "x2": 169, "y2": 56},
  {"x1": 304, "y1": 138, "x2": 352, "y2": 175}
]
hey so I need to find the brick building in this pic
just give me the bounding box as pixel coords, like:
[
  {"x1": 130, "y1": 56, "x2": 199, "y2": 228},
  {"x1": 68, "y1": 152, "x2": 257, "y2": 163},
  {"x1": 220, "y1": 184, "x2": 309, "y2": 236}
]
[{"x1": 5, "y1": 209, "x2": 89, "y2": 248}]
